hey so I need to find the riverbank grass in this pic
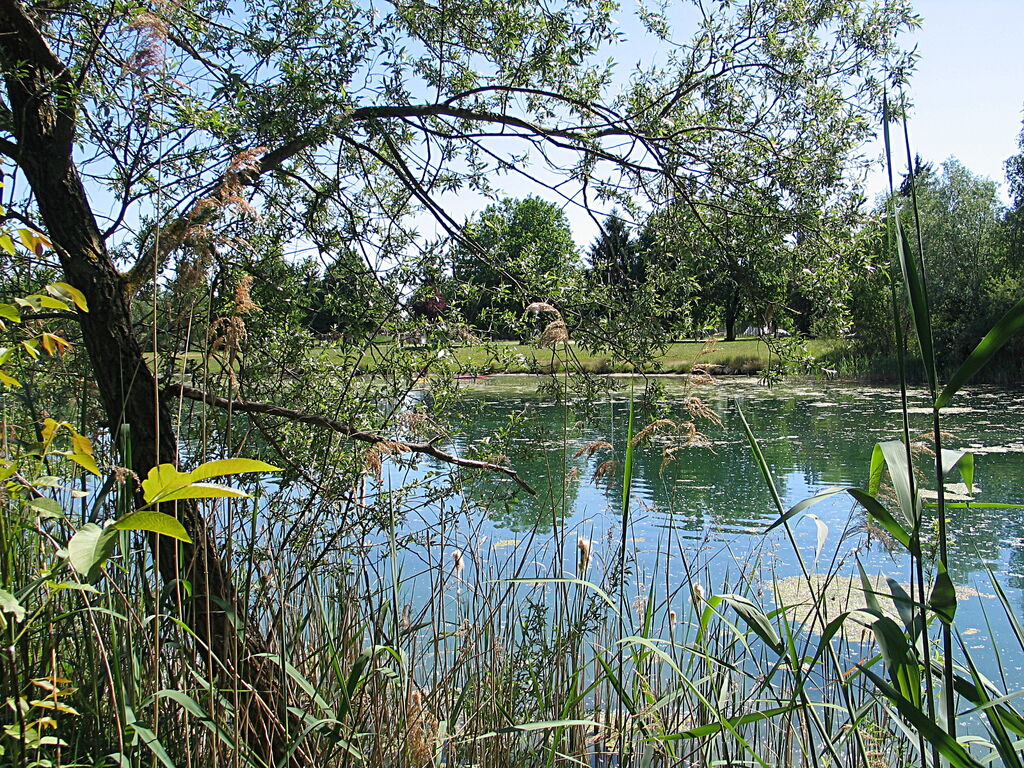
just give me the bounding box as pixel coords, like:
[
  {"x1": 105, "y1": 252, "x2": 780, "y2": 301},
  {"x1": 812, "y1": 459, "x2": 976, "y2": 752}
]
[{"x1": 345, "y1": 337, "x2": 847, "y2": 374}]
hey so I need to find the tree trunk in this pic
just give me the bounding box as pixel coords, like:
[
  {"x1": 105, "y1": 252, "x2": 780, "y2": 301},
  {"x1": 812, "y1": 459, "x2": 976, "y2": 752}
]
[
  {"x1": 724, "y1": 289, "x2": 739, "y2": 342},
  {"x1": 0, "y1": 14, "x2": 295, "y2": 759}
]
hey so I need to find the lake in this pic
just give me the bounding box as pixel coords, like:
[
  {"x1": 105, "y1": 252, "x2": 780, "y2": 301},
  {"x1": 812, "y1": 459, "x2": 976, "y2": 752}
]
[{"x1": 381, "y1": 376, "x2": 1024, "y2": 677}]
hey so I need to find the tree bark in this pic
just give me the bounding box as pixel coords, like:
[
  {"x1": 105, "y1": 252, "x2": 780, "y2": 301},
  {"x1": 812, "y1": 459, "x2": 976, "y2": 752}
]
[{"x1": 0, "y1": 1, "x2": 295, "y2": 762}]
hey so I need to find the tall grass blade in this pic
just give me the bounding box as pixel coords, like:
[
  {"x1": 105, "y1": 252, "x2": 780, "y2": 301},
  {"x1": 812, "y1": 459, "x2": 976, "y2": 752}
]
[{"x1": 936, "y1": 295, "x2": 1024, "y2": 408}]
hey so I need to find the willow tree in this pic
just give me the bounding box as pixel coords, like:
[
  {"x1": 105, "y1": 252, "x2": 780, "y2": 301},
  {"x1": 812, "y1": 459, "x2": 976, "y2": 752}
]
[{"x1": 0, "y1": 0, "x2": 916, "y2": 759}]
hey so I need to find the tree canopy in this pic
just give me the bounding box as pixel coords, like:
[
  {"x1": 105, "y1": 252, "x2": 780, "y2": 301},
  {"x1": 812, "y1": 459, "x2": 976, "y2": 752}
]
[{"x1": 0, "y1": 0, "x2": 918, "y2": 760}]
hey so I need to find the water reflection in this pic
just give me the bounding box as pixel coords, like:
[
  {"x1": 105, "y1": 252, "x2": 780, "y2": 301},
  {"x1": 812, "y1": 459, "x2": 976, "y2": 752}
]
[
  {"x1": 387, "y1": 377, "x2": 1024, "y2": 675},
  {"x1": 442, "y1": 380, "x2": 1024, "y2": 586}
]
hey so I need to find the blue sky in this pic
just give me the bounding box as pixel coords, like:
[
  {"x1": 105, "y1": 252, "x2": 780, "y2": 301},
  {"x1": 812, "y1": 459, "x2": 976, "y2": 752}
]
[
  {"x1": 863, "y1": 0, "x2": 1024, "y2": 203},
  {"x1": 418, "y1": 1, "x2": 1024, "y2": 247}
]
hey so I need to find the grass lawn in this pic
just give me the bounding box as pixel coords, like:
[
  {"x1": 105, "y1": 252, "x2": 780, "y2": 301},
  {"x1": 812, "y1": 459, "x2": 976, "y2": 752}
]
[{"x1": 346, "y1": 337, "x2": 846, "y2": 375}]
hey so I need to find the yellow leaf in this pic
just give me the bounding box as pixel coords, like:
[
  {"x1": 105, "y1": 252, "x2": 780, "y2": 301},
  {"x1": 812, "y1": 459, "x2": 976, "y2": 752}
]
[
  {"x1": 141, "y1": 463, "x2": 194, "y2": 504},
  {"x1": 0, "y1": 234, "x2": 14, "y2": 256},
  {"x1": 16, "y1": 228, "x2": 35, "y2": 253},
  {"x1": 189, "y1": 458, "x2": 279, "y2": 481},
  {"x1": 0, "y1": 370, "x2": 19, "y2": 388},
  {"x1": 42, "y1": 418, "x2": 59, "y2": 443},
  {"x1": 71, "y1": 433, "x2": 93, "y2": 456},
  {"x1": 47, "y1": 283, "x2": 88, "y2": 313},
  {"x1": 33, "y1": 294, "x2": 71, "y2": 311},
  {"x1": 41, "y1": 333, "x2": 72, "y2": 356},
  {"x1": 21, "y1": 339, "x2": 39, "y2": 359},
  {"x1": 67, "y1": 452, "x2": 100, "y2": 476},
  {"x1": 158, "y1": 483, "x2": 250, "y2": 503}
]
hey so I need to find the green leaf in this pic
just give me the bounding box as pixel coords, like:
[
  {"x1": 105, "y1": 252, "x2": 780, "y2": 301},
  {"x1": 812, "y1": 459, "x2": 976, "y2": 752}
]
[
  {"x1": 859, "y1": 664, "x2": 985, "y2": 768},
  {"x1": 0, "y1": 303, "x2": 20, "y2": 323},
  {"x1": 188, "y1": 458, "x2": 279, "y2": 481},
  {"x1": 765, "y1": 486, "x2": 844, "y2": 533},
  {"x1": 857, "y1": 559, "x2": 884, "y2": 616},
  {"x1": 708, "y1": 593, "x2": 783, "y2": 654},
  {"x1": 928, "y1": 566, "x2": 957, "y2": 624},
  {"x1": 25, "y1": 496, "x2": 64, "y2": 519},
  {"x1": 848, "y1": 488, "x2": 913, "y2": 552},
  {"x1": 869, "y1": 441, "x2": 917, "y2": 523},
  {"x1": 141, "y1": 464, "x2": 194, "y2": 504},
  {"x1": 662, "y1": 705, "x2": 798, "y2": 740},
  {"x1": 67, "y1": 523, "x2": 118, "y2": 582},
  {"x1": 893, "y1": 216, "x2": 937, "y2": 395},
  {"x1": 736, "y1": 402, "x2": 784, "y2": 514},
  {"x1": 871, "y1": 615, "x2": 920, "y2": 705},
  {"x1": 886, "y1": 577, "x2": 917, "y2": 636},
  {"x1": 0, "y1": 588, "x2": 26, "y2": 622},
  {"x1": 941, "y1": 449, "x2": 974, "y2": 493},
  {"x1": 937, "y1": 295, "x2": 1024, "y2": 409},
  {"x1": 46, "y1": 282, "x2": 88, "y2": 313},
  {"x1": 111, "y1": 511, "x2": 192, "y2": 543},
  {"x1": 156, "y1": 482, "x2": 250, "y2": 503}
]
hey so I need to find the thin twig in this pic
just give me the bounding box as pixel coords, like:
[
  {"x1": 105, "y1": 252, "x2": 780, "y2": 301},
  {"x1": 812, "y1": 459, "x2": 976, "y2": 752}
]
[{"x1": 165, "y1": 384, "x2": 537, "y2": 495}]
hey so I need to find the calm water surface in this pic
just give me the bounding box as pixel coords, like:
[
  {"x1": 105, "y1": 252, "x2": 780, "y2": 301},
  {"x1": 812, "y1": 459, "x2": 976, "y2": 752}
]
[{"x1": 387, "y1": 376, "x2": 1024, "y2": 673}]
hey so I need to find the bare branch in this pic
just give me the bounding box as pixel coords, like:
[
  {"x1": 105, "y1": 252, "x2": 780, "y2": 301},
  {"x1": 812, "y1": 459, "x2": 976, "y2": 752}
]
[{"x1": 167, "y1": 384, "x2": 538, "y2": 495}]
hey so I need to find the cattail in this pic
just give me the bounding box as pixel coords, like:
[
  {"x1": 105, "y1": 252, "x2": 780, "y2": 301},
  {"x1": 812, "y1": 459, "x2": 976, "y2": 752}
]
[
  {"x1": 693, "y1": 583, "x2": 705, "y2": 605},
  {"x1": 538, "y1": 319, "x2": 569, "y2": 347},
  {"x1": 577, "y1": 537, "x2": 592, "y2": 572},
  {"x1": 451, "y1": 549, "x2": 464, "y2": 574},
  {"x1": 669, "y1": 609, "x2": 677, "y2": 624},
  {"x1": 525, "y1": 301, "x2": 560, "y2": 317}
]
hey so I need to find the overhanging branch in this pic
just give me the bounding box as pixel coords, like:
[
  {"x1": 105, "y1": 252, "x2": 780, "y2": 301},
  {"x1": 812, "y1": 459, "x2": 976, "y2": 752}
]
[{"x1": 166, "y1": 384, "x2": 537, "y2": 495}]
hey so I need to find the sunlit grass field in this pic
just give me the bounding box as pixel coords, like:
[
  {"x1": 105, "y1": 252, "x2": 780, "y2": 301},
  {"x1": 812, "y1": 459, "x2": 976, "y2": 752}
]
[{"x1": 345, "y1": 337, "x2": 847, "y2": 374}]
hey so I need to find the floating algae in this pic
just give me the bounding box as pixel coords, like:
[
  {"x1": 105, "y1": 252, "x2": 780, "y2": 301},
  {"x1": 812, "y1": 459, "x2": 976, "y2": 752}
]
[{"x1": 770, "y1": 574, "x2": 992, "y2": 642}]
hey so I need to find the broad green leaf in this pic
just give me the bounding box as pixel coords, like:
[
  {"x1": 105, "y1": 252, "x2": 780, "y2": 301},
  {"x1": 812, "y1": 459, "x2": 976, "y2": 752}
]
[
  {"x1": 870, "y1": 441, "x2": 915, "y2": 521},
  {"x1": 111, "y1": 511, "x2": 191, "y2": 543},
  {"x1": 0, "y1": 303, "x2": 19, "y2": 323},
  {"x1": 871, "y1": 615, "x2": 920, "y2": 705},
  {"x1": 46, "y1": 282, "x2": 88, "y2": 312},
  {"x1": 0, "y1": 588, "x2": 26, "y2": 622},
  {"x1": 26, "y1": 496, "x2": 64, "y2": 519},
  {"x1": 188, "y1": 458, "x2": 279, "y2": 481},
  {"x1": 156, "y1": 482, "x2": 250, "y2": 503},
  {"x1": 848, "y1": 488, "x2": 913, "y2": 552},
  {"x1": 859, "y1": 665, "x2": 984, "y2": 768},
  {"x1": 937, "y1": 295, "x2": 1024, "y2": 409},
  {"x1": 67, "y1": 523, "x2": 118, "y2": 582},
  {"x1": 708, "y1": 593, "x2": 783, "y2": 654},
  {"x1": 941, "y1": 449, "x2": 974, "y2": 493},
  {"x1": 141, "y1": 464, "x2": 194, "y2": 504},
  {"x1": 886, "y1": 578, "x2": 916, "y2": 636},
  {"x1": 928, "y1": 566, "x2": 957, "y2": 624}
]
